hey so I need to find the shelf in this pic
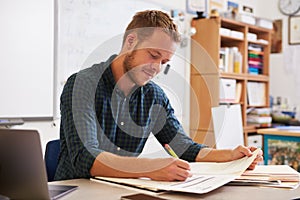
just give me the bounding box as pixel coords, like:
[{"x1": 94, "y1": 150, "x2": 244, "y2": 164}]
[
  {"x1": 248, "y1": 24, "x2": 273, "y2": 34},
  {"x1": 220, "y1": 72, "x2": 269, "y2": 82},
  {"x1": 247, "y1": 105, "x2": 269, "y2": 108},
  {"x1": 190, "y1": 17, "x2": 271, "y2": 145},
  {"x1": 246, "y1": 74, "x2": 269, "y2": 82},
  {"x1": 221, "y1": 35, "x2": 244, "y2": 43},
  {"x1": 221, "y1": 18, "x2": 245, "y2": 29},
  {"x1": 220, "y1": 72, "x2": 245, "y2": 80},
  {"x1": 244, "y1": 124, "x2": 259, "y2": 132}
]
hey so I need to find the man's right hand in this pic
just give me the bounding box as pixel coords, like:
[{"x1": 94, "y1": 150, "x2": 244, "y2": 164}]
[{"x1": 145, "y1": 157, "x2": 192, "y2": 181}]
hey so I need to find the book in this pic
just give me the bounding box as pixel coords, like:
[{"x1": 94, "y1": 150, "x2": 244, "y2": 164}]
[{"x1": 91, "y1": 149, "x2": 260, "y2": 195}]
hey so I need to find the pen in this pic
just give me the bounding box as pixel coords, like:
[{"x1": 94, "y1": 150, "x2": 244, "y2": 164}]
[{"x1": 164, "y1": 144, "x2": 179, "y2": 158}]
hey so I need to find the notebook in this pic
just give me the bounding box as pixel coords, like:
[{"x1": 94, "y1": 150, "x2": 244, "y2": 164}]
[{"x1": 0, "y1": 129, "x2": 77, "y2": 200}]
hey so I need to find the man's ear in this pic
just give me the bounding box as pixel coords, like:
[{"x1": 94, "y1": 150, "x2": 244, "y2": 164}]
[{"x1": 126, "y1": 33, "x2": 138, "y2": 50}]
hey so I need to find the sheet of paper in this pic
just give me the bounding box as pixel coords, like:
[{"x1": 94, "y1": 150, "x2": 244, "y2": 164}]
[
  {"x1": 138, "y1": 133, "x2": 171, "y2": 159},
  {"x1": 190, "y1": 149, "x2": 259, "y2": 175},
  {"x1": 244, "y1": 165, "x2": 299, "y2": 175},
  {"x1": 93, "y1": 174, "x2": 237, "y2": 194}
]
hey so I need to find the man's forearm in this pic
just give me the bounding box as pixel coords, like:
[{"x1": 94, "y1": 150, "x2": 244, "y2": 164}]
[
  {"x1": 195, "y1": 148, "x2": 234, "y2": 162},
  {"x1": 90, "y1": 155, "x2": 142, "y2": 178},
  {"x1": 89, "y1": 152, "x2": 179, "y2": 179}
]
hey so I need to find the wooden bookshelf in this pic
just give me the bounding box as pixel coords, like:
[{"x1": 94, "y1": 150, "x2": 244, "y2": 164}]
[{"x1": 190, "y1": 17, "x2": 272, "y2": 146}]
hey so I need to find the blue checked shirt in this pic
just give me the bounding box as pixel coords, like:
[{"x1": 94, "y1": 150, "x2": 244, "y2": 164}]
[{"x1": 54, "y1": 55, "x2": 206, "y2": 180}]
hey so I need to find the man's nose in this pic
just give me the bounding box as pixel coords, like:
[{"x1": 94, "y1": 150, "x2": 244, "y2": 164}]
[{"x1": 150, "y1": 61, "x2": 162, "y2": 73}]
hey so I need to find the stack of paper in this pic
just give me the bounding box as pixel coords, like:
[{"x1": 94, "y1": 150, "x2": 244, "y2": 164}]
[
  {"x1": 230, "y1": 165, "x2": 300, "y2": 189},
  {"x1": 247, "y1": 108, "x2": 272, "y2": 127}
]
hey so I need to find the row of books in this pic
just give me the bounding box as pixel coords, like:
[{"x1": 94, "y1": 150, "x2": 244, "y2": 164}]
[
  {"x1": 219, "y1": 44, "x2": 265, "y2": 75},
  {"x1": 248, "y1": 44, "x2": 264, "y2": 75},
  {"x1": 219, "y1": 47, "x2": 242, "y2": 73}
]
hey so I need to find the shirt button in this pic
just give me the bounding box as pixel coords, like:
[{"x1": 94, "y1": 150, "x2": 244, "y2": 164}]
[
  {"x1": 117, "y1": 147, "x2": 120, "y2": 151},
  {"x1": 120, "y1": 122, "x2": 124, "y2": 126}
]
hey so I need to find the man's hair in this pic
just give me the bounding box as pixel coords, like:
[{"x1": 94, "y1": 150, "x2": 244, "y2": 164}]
[{"x1": 122, "y1": 10, "x2": 181, "y2": 46}]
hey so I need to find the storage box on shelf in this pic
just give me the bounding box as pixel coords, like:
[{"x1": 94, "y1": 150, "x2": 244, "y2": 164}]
[{"x1": 190, "y1": 17, "x2": 272, "y2": 146}]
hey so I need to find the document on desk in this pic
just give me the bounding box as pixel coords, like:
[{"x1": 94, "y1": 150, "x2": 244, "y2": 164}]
[{"x1": 92, "y1": 149, "x2": 259, "y2": 194}]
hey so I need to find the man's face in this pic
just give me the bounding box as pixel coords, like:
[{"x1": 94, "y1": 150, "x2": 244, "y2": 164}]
[{"x1": 123, "y1": 30, "x2": 177, "y2": 86}]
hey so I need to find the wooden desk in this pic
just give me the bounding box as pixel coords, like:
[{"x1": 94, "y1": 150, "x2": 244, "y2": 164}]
[
  {"x1": 257, "y1": 128, "x2": 300, "y2": 137},
  {"x1": 51, "y1": 179, "x2": 300, "y2": 200},
  {"x1": 257, "y1": 128, "x2": 300, "y2": 171}
]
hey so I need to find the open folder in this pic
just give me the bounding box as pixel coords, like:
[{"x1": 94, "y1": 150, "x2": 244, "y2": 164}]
[{"x1": 91, "y1": 149, "x2": 259, "y2": 194}]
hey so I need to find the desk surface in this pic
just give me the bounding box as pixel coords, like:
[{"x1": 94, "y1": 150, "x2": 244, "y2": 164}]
[
  {"x1": 51, "y1": 178, "x2": 300, "y2": 200},
  {"x1": 257, "y1": 128, "x2": 300, "y2": 137}
]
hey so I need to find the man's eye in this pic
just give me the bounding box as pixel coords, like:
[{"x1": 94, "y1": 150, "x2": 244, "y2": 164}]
[{"x1": 149, "y1": 52, "x2": 159, "y2": 59}]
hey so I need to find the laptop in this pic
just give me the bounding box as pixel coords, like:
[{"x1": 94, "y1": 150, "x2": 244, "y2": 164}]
[{"x1": 0, "y1": 129, "x2": 77, "y2": 200}]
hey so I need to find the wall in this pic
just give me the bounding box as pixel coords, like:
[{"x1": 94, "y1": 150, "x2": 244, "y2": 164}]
[{"x1": 255, "y1": 0, "x2": 300, "y2": 120}]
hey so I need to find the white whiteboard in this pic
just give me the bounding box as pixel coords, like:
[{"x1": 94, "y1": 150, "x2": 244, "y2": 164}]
[
  {"x1": 0, "y1": 0, "x2": 54, "y2": 118},
  {"x1": 55, "y1": 0, "x2": 188, "y2": 119}
]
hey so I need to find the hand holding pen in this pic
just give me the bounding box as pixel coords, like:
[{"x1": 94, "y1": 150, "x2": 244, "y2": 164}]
[{"x1": 150, "y1": 144, "x2": 191, "y2": 181}]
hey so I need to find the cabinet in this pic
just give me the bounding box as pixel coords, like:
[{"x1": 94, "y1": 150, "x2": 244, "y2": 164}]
[
  {"x1": 190, "y1": 17, "x2": 272, "y2": 146},
  {"x1": 257, "y1": 128, "x2": 300, "y2": 172}
]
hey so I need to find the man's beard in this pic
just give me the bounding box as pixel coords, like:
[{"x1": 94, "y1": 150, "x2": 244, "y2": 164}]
[{"x1": 123, "y1": 50, "x2": 140, "y2": 85}]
